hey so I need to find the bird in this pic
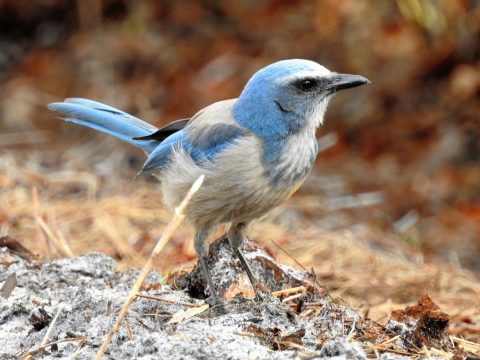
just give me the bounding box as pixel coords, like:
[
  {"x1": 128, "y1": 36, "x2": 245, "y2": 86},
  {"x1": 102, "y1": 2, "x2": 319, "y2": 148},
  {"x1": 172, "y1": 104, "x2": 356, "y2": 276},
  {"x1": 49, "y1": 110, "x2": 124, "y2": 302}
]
[{"x1": 49, "y1": 59, "x2": 370, "y2": 306}]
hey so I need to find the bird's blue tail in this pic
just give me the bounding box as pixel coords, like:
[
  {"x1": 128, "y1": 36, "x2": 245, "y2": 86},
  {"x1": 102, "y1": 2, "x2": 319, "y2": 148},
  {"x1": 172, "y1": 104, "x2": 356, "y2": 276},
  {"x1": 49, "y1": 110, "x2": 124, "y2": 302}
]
[{"x1": 48, "y1": 98, "x2": 160, "y2": 154}]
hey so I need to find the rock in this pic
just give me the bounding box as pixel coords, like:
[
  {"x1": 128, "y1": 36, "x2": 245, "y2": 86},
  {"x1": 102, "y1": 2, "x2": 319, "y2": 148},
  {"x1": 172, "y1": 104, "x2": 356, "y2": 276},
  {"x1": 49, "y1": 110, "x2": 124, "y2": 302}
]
[
  {"x1": 390, "y1": 293, "x2": 451, "y2": 349},
  {"x1": 319, "y1": 338, "x2": 367, "y2": 359},
  {"x1": 171, "y1": 236, "x2": 324, "y2": 300}
]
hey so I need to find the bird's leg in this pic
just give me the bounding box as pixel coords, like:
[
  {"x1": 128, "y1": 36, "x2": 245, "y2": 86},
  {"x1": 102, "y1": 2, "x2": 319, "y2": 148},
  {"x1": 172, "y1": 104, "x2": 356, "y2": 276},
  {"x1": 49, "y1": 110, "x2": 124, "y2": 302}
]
[
  {"x1": 228, "y1": 222, "x2": 263, "y2": 301},
  {"x1": 193, "y1": 226, "x2": 222, "y2": 307}
]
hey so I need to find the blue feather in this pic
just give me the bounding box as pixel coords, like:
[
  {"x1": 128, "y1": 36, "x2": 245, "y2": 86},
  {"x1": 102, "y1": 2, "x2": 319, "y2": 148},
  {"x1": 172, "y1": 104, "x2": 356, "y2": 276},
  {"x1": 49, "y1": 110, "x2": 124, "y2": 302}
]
[
  {"x1": 48, "y1": 99, "x2": 160, "y2": 154},
  {"x1": 140, "y1": 130, "x2": 186, "y2": 174},
  {"x1": 187, "y1": 124, "x2": 245, "y2": 162},
  {"x1": 140, "y1": 124, "x2": 245, "y2": 175}
]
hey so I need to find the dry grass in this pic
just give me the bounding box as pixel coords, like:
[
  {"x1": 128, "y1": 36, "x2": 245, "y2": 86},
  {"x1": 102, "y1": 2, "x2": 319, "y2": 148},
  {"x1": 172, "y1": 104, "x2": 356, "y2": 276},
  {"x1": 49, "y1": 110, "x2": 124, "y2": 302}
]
[{"x1": 1, "y1": 146, "x2": 479, "y2": 353}]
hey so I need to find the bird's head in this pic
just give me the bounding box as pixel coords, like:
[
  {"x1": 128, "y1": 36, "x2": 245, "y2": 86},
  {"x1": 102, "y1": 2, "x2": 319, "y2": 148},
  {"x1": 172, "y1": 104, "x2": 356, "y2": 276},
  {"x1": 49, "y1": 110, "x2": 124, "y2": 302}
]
[{"x1": 233, "y1": 59, "x2": 370, "y2": 138}]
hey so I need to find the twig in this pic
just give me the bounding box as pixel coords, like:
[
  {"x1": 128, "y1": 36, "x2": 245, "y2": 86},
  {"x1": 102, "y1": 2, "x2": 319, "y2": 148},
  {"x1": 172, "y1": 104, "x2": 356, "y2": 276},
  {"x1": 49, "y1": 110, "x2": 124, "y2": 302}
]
[
  {"x1": 301, "y1": 302, "x2": 325, "y2": 307},
  {"x1": 362, "y1": 343, "x2": 412, "y2": 356},
  {"x1": 282, "y1": 293, "x2": 305, "y2": 303},
  {"x1": 41, "y1": 305, "x2": 63, "y2": 346},
  {"x1": 346, "y1": 320, "x2": 356, "y2": 341},
  {"x1": 136, "y1": 293, "x2": 203, "y2": 307},
  {"x1": 167, "y1": 304, "x2": 209, "y2": 324},
  {"x1": 125, "y1": 321, "x2": 133, "y2": 340},
  {"x1": 22, "y1": 306, "x2": 64, "y2": 360},
  {"x1": 95, "y1": 175, "x2": 205, "y2": 360},
  {"x1": 298, "y1": 308, "x2": 315, "y2": 318},
  {"x1": 272, "y1": 286, "x2": 305, "y2": 297},
  {"x1": 378, "y1": 334, "x2": 401, "y2": 346},
  {"x1": 22, "y1": 337, "x2": 86, "y2": 359},
  {"x1": 36, "y1": 216, "x2": 74, "y2": 257},
  {"x1": 270, "y1": 239, "x2": 307, "y2": 271},
  {"x1": 32, "y1": 187, "x2": 49, "y2": 255},
  {"x1": 451, "y1": 336, "x2": 480, "y2": 354}
]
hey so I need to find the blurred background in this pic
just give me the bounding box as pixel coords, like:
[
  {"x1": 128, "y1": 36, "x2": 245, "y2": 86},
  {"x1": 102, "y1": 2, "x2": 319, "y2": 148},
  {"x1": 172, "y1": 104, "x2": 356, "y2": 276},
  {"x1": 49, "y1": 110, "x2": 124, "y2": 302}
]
[{"x1": 0, "y1": 0, "x2": 479, "y2": 338}]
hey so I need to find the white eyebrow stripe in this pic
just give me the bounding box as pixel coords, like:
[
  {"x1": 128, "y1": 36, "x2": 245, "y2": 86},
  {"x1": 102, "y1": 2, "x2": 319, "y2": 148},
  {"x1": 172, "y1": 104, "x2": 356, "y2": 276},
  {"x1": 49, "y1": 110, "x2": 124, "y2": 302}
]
[{"x1": 277, "y1": 69, "x2": 332, "y2": 84}]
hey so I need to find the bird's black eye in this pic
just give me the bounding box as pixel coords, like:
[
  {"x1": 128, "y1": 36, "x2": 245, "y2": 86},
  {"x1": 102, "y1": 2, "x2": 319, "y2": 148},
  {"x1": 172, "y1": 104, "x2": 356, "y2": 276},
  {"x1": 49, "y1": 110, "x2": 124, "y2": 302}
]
[{"x1": 297, "y1": 78, "x2": 317, "y2": 92}]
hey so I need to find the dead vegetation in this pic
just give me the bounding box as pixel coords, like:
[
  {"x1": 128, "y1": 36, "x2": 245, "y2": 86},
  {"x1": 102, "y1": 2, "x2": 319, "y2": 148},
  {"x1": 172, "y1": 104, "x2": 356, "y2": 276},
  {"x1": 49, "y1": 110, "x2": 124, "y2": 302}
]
[{"x1": 1, "y1": 235, "x2": 479, "y2": 359}]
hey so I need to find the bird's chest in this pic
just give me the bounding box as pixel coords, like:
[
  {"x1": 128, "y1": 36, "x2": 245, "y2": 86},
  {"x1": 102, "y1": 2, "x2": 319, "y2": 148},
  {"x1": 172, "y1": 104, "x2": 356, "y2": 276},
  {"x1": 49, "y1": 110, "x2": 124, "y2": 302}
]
[{"x1": 263, "y1": 132, "x2": 318, "y2": 187}]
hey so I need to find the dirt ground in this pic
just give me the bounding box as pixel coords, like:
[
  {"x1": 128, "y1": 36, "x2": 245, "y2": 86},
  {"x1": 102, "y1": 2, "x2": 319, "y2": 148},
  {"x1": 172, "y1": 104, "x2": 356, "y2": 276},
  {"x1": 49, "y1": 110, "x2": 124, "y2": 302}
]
[{"x1": 1, "y1": 237, "x2": 473, "y2": 359}]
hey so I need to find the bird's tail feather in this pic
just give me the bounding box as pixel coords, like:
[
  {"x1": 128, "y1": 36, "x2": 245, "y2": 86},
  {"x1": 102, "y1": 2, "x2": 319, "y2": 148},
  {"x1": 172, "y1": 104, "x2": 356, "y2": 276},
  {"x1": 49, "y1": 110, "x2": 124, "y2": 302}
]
[{"x1": 48, "y1": 98, "x2": 160, "y2": 154}]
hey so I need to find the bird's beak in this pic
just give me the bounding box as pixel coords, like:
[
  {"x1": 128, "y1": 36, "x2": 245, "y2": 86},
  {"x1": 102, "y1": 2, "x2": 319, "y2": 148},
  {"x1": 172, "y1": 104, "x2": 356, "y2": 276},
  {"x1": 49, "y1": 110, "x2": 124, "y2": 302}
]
[{"x1": 326, "y1": 73, "x2": 370, "y2": 93}]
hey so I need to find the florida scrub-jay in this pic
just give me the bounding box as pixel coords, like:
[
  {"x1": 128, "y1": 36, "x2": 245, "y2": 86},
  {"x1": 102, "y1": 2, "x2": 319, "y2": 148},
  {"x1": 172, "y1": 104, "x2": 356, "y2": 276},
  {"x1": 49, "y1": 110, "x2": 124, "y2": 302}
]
[{"x1": 49, "y1": 59, "x2": 369, "y2": 304}]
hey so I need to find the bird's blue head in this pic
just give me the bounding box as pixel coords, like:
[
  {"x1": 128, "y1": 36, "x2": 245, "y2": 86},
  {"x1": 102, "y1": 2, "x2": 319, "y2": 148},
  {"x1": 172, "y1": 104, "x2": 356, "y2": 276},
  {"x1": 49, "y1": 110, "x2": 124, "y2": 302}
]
[{"x1": 232, "y1": 59, "x2": 369, "y2": 139}]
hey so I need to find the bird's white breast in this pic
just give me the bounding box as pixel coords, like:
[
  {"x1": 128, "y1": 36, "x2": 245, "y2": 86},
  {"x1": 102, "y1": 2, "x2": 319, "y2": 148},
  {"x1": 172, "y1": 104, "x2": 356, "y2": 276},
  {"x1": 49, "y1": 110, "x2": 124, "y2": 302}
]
[
  {"x1": 159, "y1": 134, "x2": 302, "y2": 227},
  {"x1": 263, "y1": 129, "x2": 318, "y2": 187}
]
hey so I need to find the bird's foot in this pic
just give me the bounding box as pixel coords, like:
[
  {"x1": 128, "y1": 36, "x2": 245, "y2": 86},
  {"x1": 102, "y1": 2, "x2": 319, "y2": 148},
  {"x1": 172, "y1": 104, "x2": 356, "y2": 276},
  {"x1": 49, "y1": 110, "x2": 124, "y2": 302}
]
[
  {"x1": 206, "y1": 296, "x2": 228, "y2": 315},
  {"x1": 251, "y1": 279, "x2": 272, "y2": 303},
  {"x1": 253, "y1": 292, "x2": 264, "y2": 303}
]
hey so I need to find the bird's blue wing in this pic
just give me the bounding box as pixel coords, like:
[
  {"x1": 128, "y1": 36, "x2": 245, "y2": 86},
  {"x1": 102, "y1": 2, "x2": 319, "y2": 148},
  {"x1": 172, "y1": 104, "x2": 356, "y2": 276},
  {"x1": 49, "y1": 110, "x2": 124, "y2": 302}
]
[
  {"x1": 139, "y1": 123, "x2": 247, "y2": 175},
  {"x1": 138, "y1": 98, "x2": 247, "y2": 175},
  {"x1": 140, "y1": 130, "x2": 186, "y2": 174},
  {"x1": 187, "y1": 123, "x2": 246, "y2": 162}
]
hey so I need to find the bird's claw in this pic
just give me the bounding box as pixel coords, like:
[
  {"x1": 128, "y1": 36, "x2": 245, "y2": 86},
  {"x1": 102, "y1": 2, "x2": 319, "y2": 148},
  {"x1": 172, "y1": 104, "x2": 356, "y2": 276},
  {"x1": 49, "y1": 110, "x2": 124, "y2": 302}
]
[{"x1": 206, "y1": 296, "x2": 228, "y2": 314}]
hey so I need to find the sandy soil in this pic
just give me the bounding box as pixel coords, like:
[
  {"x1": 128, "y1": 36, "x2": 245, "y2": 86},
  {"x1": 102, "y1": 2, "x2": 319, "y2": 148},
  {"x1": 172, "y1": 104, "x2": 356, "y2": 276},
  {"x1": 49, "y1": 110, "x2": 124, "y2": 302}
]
[{"x1": 1, "y1": 238, "x2": 459, "y2": 359}]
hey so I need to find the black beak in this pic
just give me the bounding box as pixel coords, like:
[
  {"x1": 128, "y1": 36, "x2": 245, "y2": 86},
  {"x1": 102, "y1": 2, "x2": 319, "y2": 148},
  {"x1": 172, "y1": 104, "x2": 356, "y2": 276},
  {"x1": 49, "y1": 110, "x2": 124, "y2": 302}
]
[{"x1": 326, "y1": 73, "x2": 370, "y2": 93}]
